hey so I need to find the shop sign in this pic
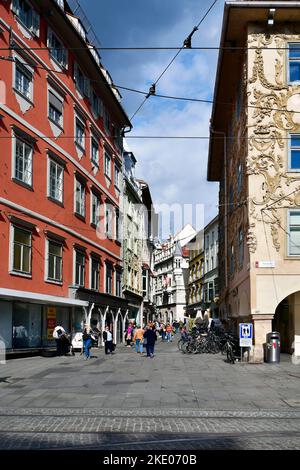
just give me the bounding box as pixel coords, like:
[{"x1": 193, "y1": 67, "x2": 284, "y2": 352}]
[{"x1": 47, "y1": 307, "x2": 56, "y2": 340}]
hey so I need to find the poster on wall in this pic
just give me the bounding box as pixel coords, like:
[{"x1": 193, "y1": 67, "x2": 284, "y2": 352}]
[{"x1": 47, "y1": 307, "x2": 56, "y2": 340}]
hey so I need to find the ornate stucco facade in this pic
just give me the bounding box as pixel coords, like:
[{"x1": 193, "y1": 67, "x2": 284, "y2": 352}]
[{"x1": 208, "y1": 1, "x2": 300, "y2": 362}]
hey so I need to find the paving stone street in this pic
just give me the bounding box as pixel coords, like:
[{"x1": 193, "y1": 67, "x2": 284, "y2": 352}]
[{"x1": 0, "y1": 337, "x2": 300, "y2": 450}]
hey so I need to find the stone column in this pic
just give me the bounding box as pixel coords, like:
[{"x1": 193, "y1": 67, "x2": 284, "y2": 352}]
[{"x1": 251, "y1": 314, "x2": 274, "y2": 363}]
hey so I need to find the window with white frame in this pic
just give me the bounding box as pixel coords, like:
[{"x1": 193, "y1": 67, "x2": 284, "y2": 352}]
[
  {"x1": 75, "y1": 250, "x2": 85, "y2": 286},
  {"x1": 12, "y1": 226, "x2": 31, "y2": 274},
  {"x1": 14, "y1": 136, "x2": 33, "y2": 186},
  {"x1": 15, "y1": 60, "x2": 33, "y2": 100},
  {"x1": 48, "y1": 159, "x2": 63, "y2": 203},
  {"x1": 91, "y1": 257, "x2": 100, "y2": 290},
  {"x1": 104, "y1": 109, "x2": 110, "y2": 135},
  {"x1": 91, "y1": 137, "x2": 99, "y2": 166},
  {"x1": 11, "y1": 0, "x2": 40, "y2": 36},
  {"x1": 47, "y1": 28, "x2": 67, "y2": 68},
  {"x1": 91, "y1": 192, "x2": 100, "y2": 226},
  {"x1": 48, "y1": 90, "x2": 63, "y2": 127},
  {"x1": 288, "y1": 210, "x2": 300, "y2": 255},
  {"x1": 92, "y1": 90, "x2": 102, "y2": 118},
  {"x1": 105, "y1": 263, "x2": 113, "y2": 294},
  {"x1": 47, "y1": 240, "x2": 62, "y2": 282},
  {"x1": 116, "y1": 270, "x2": 122, "y2": 297},
  {"x1": 104, "y1": 151, "x2": 111, "y2": 178},
  {"x1": 75, "y1": 178, "x2": 85, "y2": 217},
  {"x1": 74, "y1": 63, "x2": 85, "y2": 95},
  {"x1": 75, "y1": 117, "x2": 85, "y2": 149},
  {"x1": 105, "y1": 203, "x2": 113, "y2": 237},
  {"x1": 288, "y1": 43, "x2": 300, "y2": 83},
  {"x1": 115, "y1": 209, "x2": 120, "y2": 241},
  {"x1": 114, "y1": 164, "x2": 120, "y2": 189},
  {"x1": 289, "y1": 134, "x2": 300, "y2": 170}
]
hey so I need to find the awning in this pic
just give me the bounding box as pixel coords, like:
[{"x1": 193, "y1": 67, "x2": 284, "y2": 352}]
[{"x1": 0, "y1": 288, "x2": 88, "y2": 307}]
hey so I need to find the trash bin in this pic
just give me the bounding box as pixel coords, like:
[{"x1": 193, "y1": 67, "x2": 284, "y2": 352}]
[{"x1": 265, "y1": 331, "x2": 280, "y2": 363}]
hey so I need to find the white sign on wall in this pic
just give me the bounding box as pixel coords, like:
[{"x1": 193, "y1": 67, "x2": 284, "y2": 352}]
[{"x1": 255, "y1": 261, "x2": 275, "y2": 268}]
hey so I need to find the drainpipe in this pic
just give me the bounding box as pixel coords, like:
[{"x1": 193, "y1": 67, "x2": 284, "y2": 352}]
[{"x1": 210, "y1": 128, "x2": 228, "y2": 306}]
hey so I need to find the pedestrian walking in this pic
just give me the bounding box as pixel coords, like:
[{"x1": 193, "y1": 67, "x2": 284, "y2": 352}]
[
  {"x1": 82, "y1": 327, "x2": 92, "y2": 360},
  {"x1": 166, "y1": 323, "x2": 173, "y2": 342},
  {"x1": 125, "y1": 323, "x2": 133, "y2": 348},
  {"x1": 143, "y1": 325, "x2": 157, "y2": 358},
  {"x1": 53, "y1": 325, "x2": 66, "y2": 356},
  {"x1": 133, "y1": 325, "x2": 144, "y2": 353},
  {"x1": 160, "y1": 323, "x2": 166, "y2": 342},
  {"x1": 103, "y1": 326, "x2": 113, "y2": 355}
]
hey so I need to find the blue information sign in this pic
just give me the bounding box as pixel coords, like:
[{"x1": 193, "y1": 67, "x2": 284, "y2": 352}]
[{"x1": 239, "y1": 323, "x2": 253, "y2": 347}]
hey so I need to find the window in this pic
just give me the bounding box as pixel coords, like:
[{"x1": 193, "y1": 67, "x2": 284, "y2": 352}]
[
  {"x1": 104, "y1": 109, "x2": 110, "y2": 135},
  {"x1": 91, "y1": 192, "x2": 100, "y2": 226},
  {"x1": 47, "y1": 240, "x2": 62, "y2": 282},
  {"x1": 14, "y1": 137, "x2": 33, "y2": 186},
  {"x1": 208, "y1": 282, "x2": 214, "y2": 302},
  {"x1": 12, "y1": 226, "x2": 31, "y2": 274},
  {"x1": 106, "y1": 263, "x2": 113, "y2": 294},
  {"x1": 142, "y1": 269, "x2": 147, "y2": 298},
  {"x1": 114, "y1": 165, "x2": 120, "y2": 189},
  {"x1": 74, "y1": 63, "x2": 85, "y2": 95},
  {"x1": 48, "y1": 90, "x2": 63, "y2": 127},
  {"x1": 288, "y1": 211, "x2": 300, "y2": 255},
  {"x1": 12, "y1": 0, "x2": 40, "y2": 35},
  {"x1": 288, "y1": 43, "x2": 300, "y2": 83},
  {"x1": 237, "y1": 161, "x2": 242, "y2": 194},
  {"x1": 15, "y1": 61, "x2": 32, "y2": 100},
  {"x1": 104, "y1": 152, "x2": 111, "y2": 178},
  {"x1": 48, "y1": 159, "x2": 63, "y2": 202},
  {"x1": 75, "y1": 178, "x2": 85, "y2": 217},
  {"x1": 113, "y1": 126, "x2": 123, "y2": 153},
  {"x1": 91, "y1": 258, "x2": 100, "y2": 290},
  {"x1": 92, "y1": 91, "x2": 102, "y2": 118},
  {"x1": 105, "y1": 204, "x2": 113, "y2": 237},
  {"x1": 75, "y1": 251, "x2": 85, "y2": 286},
  {"x1": 116, "y1": 270, "x2": 122, "y2": 297},
  {"x1": 115, "y1": 209, "x2": 120, "y2": 241},
  {"x1": 75, "y1": 118, "x2": 85, "y2": 149},
  {"x1": 91, "y1": 137, "x2": 99, "y2": 166},
  {"x1": 47, "y1": 28, "x2": 67, "y2": 68},
  {"x1": 289, "y1": 134, "x2": 300, "y2": 170},
  {"x1": 238, "y1": 227, "x2": 244, "y2": 267}
]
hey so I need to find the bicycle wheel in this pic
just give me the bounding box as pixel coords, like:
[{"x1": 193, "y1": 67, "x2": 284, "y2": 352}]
[{"x1": 227, "y1": 344, "x2": 235, "y2": 364}]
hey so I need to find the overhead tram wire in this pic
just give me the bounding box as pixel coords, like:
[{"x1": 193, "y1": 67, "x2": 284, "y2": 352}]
[
  {"x1": 129, "y1": 0, "x2": 219, "y2": 121},
  {"x1": 1, "y1": 53, "x2": 300, "y2": 117}
]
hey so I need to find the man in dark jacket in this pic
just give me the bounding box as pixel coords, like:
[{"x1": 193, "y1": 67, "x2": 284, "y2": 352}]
[
  {"x1": 102, "y1": 326, "x2": 113, "y2": 355},
  {"x1": 143, "y1": 325, "x2": 157, "y2": 358}
]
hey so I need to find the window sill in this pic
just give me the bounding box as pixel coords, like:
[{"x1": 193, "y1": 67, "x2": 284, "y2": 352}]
[
  {"x1": 75, "y1": 141, "x2": 85, "y2": 153},
  {"x1": 12, "y1": 178, "x2": 33, "y2": 191},
  {"x1": 15, "y1": 16, "x2": 38, "y2": 38},
  {"x1": 47, "y1": 196, "x2": 64, "y2": 207},
  {"x1": 13, "y1": 88, "x2": 33, "y2": 106},
  {"x1": 45, "y1": 279, "x2": 63, "y2": 286},
  {"x1": 9, "y1": 270, "x2": 32, "y2": 279},
  {"x1": 48, "y1": 116, "x2": 64, "y2": 131},
  {"x1": 74, "y1": 212, "x2": 86, "y2": 222},
  {"x1": 49, "y1": 54, "x2": 67, "y2": 71},
  {"x1": 104, "y1": 174, "x2": 111, "y2": 181}
]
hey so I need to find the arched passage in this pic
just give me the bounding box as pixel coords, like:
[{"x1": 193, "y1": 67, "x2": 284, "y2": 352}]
[{"x1": 273, "y1": 292, "x2": 300, "y2": 355}]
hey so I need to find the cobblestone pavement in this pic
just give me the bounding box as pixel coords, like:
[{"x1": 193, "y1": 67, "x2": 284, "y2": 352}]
[{"x1": 0, "y1": 337, "x2": 300, "y2": 449}]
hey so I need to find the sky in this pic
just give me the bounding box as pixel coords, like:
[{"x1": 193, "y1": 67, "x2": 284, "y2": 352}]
[{"x1": 78, "y1": 0, "x2": 226, "y2": 234}]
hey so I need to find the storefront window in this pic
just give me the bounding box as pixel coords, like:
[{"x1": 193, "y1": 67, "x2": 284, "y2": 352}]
[{"x1": 12, "y1": 303, "x2": 41, "y2": 348}]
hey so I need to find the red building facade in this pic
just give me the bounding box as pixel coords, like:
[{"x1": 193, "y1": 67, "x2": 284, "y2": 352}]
[{"x1": 0, "y1": 0, "x2": 131, "y2": 352}]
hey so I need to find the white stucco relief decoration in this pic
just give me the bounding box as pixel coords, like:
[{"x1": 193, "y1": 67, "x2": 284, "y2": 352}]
[{"x1": 247, "y1": 32, "x2": 300, "y2": 252}]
